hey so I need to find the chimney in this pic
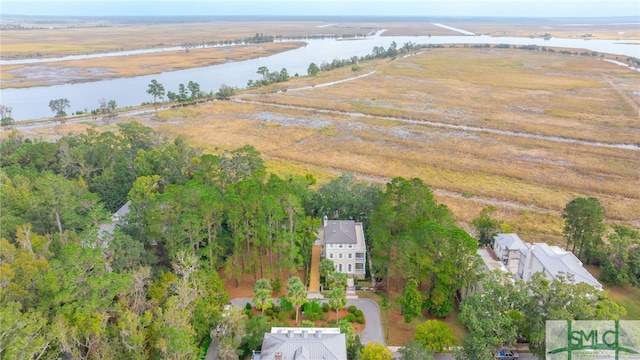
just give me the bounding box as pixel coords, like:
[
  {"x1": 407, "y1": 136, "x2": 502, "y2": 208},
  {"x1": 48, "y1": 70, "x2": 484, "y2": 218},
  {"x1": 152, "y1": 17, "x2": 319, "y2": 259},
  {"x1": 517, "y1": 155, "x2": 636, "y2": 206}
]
[
  {"x1": 275, "y1": 352, "x2": 283, "y2": 360},
  {"x1": 523, "y1": 241, "x2": 536, "y2": 281}
]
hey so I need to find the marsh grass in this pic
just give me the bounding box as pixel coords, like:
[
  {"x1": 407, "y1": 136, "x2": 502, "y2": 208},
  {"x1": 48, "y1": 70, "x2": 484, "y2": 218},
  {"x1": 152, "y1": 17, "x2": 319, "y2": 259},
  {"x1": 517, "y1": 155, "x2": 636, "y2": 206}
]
[
  {"x1": 143, "y1": 47, "x2": 639, "y2": 243},
  {"x1": 17, "y1": 45, "x2": 636, "y2": 244},
  {"x1": 1, "y1": 42, "x2": 303, "y2": 88}
]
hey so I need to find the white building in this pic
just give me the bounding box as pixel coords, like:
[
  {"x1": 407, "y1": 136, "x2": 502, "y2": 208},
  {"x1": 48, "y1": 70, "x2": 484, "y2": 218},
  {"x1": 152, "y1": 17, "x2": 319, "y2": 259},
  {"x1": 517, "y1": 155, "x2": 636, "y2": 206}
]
[
  {"x1": 253, "y1": 327, "x2": 347, "y2": 360},
  {"x1": 493, "y1": 233, "x2": 528, "y2": 274},
  {"x1": 318, "y1": 217, "x2": 367, "y2": 279},
  {"x1": 492, "y1": 234, "x2": 602, "y2": 290},
  {"x1": 517, "y1": 242, "x2": 602, "y2": 290}
]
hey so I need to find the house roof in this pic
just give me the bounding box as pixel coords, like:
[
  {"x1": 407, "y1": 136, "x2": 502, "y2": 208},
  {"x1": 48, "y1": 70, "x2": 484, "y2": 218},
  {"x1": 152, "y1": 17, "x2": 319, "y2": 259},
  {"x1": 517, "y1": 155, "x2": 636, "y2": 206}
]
[
  {"x1": 114, "y1": 200, "x2": 131, "y2": 217},
  {"x1": 259, "y1": 328, "x2": 347, "y2": 360},
  {"x1": 477, "y1": 248, "x2": 509, "y2": 273},
  {"x1": 530, "y1": 243, "x2": 602, "y2": 290},
  {"x1": 323, "y1": 220, "x2": 358, "y2": 244},
  {"x1": 494, "y1": 233, "x2": 528, "y2": 253}
]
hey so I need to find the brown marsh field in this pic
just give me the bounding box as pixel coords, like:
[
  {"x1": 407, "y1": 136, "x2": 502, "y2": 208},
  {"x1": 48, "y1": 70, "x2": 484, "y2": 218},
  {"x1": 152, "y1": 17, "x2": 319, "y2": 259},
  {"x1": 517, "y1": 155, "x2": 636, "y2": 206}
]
[
  {"x1": 152, "y1": 48, "x2": 639, "y2": 243},
  {"x1": 5, "y1": 18, "x2": 640, "y2": 244},
  {"x1": 2, "y1": 17, "x2": 638, "y2": 60},
  {"x1": 0, "y1": 42, "x2": 303, "y2": 88}
]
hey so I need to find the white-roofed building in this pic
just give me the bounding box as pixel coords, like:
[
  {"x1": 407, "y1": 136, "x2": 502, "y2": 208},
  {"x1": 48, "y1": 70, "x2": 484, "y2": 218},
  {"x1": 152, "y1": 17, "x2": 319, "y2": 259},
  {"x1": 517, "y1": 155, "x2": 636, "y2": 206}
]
[
  {"x1": 253, "y1": 327, "x2": 347, "y2": 360},
  {"x1": 492, "y1": 233, "x2": 528, "y2": 274},
  {"x1": 517, "y1": 242, "x2": 602, "y2": 290}
]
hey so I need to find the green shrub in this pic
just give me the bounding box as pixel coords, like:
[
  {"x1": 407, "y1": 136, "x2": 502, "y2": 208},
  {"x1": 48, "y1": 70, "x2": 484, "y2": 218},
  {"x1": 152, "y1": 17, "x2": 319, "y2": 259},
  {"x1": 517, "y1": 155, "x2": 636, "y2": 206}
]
[
  {"x1": 272, "y1": 278, "x2": 283, "y2": 294},
  {"x1": 348, "y1": 306, "x2": 357, "y2": 313},
  {"x1": 279, "y1": 296, "x2": 293, "y2": 312},
  {"x1": 354, "y1": 309, "x2": 363, "y2": 317},
  {"x1": 344, "y1": 314, "x2": 356, "y2": 323},
  {"x1": 300, "y1": 320, "x2": 315, "y2": 328},
  {"x1": 356, "y1": 316, "x2": 365, "y2": 324},
  {"x1": 303, "y1": 300, "x2": 323, "y2": 321},
  {"x1": 265, "y1": 308, "x2": 274, "y2": 317},
  {"x1": 245, "y1": 302, "x2": 252, "y2": 311},
  {"x1": 322, "y1": 303, "x2": 330, "y2": 313}
]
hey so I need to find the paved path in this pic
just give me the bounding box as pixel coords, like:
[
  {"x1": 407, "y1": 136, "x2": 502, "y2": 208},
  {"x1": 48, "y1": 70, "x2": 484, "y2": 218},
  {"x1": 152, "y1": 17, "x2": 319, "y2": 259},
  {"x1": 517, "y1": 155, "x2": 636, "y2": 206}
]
[
  {"x1": 204, "y1": 337, "x2": 219, "y2": 360},
  {"x1": 308, "y1": 245, "x2": 321, "y2": 293},
  {"x1": 229, "y1": 297, "x2": 386, "y2": 346}
]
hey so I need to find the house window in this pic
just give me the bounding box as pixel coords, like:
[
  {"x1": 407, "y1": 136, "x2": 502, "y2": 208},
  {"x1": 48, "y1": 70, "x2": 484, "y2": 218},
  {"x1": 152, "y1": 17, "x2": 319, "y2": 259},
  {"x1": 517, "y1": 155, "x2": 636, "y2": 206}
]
[
  {"x1": 339, "y1": 244, "x2": 343, "y2": 249},
  {"x1": 328, "y1": 244, "x2": 333, "y2": 249},
  {"x1": 339, "y1": 254, "x2": 343, "y2": 259},
  {"x1": 348, "y1": 244, "x2": 353, "y2": 249},
  {"x1": 348, "y1": 253, "x2": 352, "y2": 259},
  {"x1": 348, "y1": 264, "x2": 352, "y2": 272},
  {"x1": 338, "y1": 264, "x2": 343, "y2": 272},
  {"x1": 329, "y1": 253, "x2": 333, "y2": 259}
]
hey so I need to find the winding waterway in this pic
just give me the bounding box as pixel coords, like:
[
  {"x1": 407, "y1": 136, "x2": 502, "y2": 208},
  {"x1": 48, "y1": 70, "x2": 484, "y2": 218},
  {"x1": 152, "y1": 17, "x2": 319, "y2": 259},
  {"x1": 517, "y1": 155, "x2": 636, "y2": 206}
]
[{"x1": 2, "y1": 31, "x2": 639, "y2": 121}]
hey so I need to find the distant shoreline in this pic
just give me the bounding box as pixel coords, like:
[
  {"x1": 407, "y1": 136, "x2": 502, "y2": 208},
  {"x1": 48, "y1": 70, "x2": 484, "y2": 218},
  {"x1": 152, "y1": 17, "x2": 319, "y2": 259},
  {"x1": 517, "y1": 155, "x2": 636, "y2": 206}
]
[{"x1": 2, "y1": 15, "x2": 640, "y2": 23}]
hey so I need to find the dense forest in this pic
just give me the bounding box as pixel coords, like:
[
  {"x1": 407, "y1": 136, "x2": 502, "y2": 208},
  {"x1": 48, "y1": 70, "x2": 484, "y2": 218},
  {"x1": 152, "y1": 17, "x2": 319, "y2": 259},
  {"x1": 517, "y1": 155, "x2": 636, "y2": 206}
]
[
  {"x1": 0, "y1": 122, "x2": 482, "y2": 359},
  {"x1": 1, "y1": 121, "x2": 637, "y2": 359}
]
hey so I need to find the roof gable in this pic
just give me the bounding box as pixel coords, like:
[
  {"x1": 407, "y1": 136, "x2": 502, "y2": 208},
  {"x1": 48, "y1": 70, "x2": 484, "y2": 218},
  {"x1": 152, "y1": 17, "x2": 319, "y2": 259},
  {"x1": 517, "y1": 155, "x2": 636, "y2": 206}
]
[
  {"x1": 532, "y1": 243, "x2": 601, "y2": 289},
  {"x1": 494, "y1": 233, "x2": 528, "y2": 252}
]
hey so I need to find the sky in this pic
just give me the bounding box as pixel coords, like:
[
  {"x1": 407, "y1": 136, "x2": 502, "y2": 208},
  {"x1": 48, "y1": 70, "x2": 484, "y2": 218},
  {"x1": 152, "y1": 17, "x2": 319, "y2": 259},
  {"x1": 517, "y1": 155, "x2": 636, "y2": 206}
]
[{"x1": 1, "y1": 0, "x2": 639, "y2": 18}]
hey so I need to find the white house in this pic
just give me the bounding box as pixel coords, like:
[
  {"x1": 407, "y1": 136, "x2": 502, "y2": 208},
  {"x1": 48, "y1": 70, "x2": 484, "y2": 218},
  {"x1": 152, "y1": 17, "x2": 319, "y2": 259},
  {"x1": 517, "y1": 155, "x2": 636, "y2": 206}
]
[
  {"x1": 252, "y1": 327, "x2": 347, "y2": 360},
  {"x1": 318, "y1": 217, "x2": 367, "y2": 279},
  {"x1": 492, "y1": 233, "x2": 602, "y2": 290},
  {"x1": 517, "y1": 241, "x2": 602, "y2": 290},
  {"x1": 96, "y1": 200, "x2": 131, "y2": 246},
  {"x1": 492, "y1": 233, "x2": 528, "y2": 274}
]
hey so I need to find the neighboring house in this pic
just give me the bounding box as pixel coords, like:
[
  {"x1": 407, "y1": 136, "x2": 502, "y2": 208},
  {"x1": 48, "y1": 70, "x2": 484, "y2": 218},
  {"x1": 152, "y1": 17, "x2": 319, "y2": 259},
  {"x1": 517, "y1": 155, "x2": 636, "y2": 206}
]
[
  {"x1": 492, "y1": 233, "x2": 528, "y2": 273},
  {"x1": 252, "y1": 327, "x2": 347, "y2": 360},
  {"x1": 490, "y1": 233, "x2": 602, "y2": 290},
  {"x1": 318, "y1": 217, "x2": 367, "y2": 279},
  {"x1": 459, "y1": 247, "x2": 509, "y2": 300},
  {"x1": 517, "y1": 241, "x2": 602, "y2": 290},
  {"x1": 96, "y1": 200, "x2": 131, "y2": 245}
]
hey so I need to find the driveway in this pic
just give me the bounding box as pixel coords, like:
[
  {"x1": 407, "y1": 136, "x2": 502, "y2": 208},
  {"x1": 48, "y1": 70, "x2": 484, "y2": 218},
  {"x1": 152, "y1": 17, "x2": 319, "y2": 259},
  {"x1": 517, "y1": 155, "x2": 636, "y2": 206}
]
[{"x1": 229, "y1": 297, "x2": 386, "y2": 346}]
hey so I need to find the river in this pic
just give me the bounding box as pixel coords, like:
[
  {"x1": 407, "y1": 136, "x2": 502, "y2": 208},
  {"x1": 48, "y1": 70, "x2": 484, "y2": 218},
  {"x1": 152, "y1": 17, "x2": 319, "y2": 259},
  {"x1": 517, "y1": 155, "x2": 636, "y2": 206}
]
[{"x1": 2, "y1": 31, "x2": 639, "y2": 121}]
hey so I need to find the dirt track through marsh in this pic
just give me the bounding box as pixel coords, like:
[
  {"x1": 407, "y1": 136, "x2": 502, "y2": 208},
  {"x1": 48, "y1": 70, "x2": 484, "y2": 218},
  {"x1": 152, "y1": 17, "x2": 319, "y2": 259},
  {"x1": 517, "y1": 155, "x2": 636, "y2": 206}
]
[{"x1": 233, "y1": 98, "x2": 639, "y2": 151}]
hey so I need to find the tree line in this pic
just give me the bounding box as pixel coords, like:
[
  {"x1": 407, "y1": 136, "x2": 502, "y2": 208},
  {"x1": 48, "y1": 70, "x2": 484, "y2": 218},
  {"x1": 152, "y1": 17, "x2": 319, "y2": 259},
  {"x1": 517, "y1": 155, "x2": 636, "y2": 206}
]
[
  {"x1": 0, "y1": 121, "x2": 486, "y2": 358},
  {"x1": 457, "y1": 270, "x2": 625, "y2": 359}
]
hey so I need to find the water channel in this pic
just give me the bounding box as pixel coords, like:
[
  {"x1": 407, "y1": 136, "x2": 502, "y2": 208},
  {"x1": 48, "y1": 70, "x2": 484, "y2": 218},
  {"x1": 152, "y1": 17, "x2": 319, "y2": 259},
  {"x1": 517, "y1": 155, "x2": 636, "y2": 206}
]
[{"x1": 2, "y1": 31, "x2": 639, "y2": 121}]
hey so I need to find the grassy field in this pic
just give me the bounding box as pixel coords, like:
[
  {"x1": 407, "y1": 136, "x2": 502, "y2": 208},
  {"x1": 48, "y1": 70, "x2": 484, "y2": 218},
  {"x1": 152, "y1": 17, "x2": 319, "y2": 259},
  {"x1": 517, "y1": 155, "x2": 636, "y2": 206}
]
[
  {"x1": 119, "y1": 46, "x2": 638, "y2": 245},
  {"x1": 22, "y1": 47, "x2": 639, "y2": 245}
]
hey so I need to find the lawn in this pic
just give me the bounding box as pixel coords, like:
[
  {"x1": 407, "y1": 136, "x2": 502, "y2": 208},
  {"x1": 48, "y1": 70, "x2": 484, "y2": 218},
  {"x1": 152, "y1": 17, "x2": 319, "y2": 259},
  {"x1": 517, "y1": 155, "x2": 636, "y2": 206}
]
[
  {"x1": 356, "y1": 291, "x2": 466, "y2": 347},
  {"x1": 586, "y1": 266, "x2": 640, "y2": 320}
]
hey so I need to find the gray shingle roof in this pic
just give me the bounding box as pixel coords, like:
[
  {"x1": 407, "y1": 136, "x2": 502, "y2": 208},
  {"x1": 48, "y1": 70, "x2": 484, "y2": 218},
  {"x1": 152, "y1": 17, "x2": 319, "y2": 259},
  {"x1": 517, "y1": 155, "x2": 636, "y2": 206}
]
[{"x1": 323, "y1": 220, "x2": 357, "y2": 244}]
